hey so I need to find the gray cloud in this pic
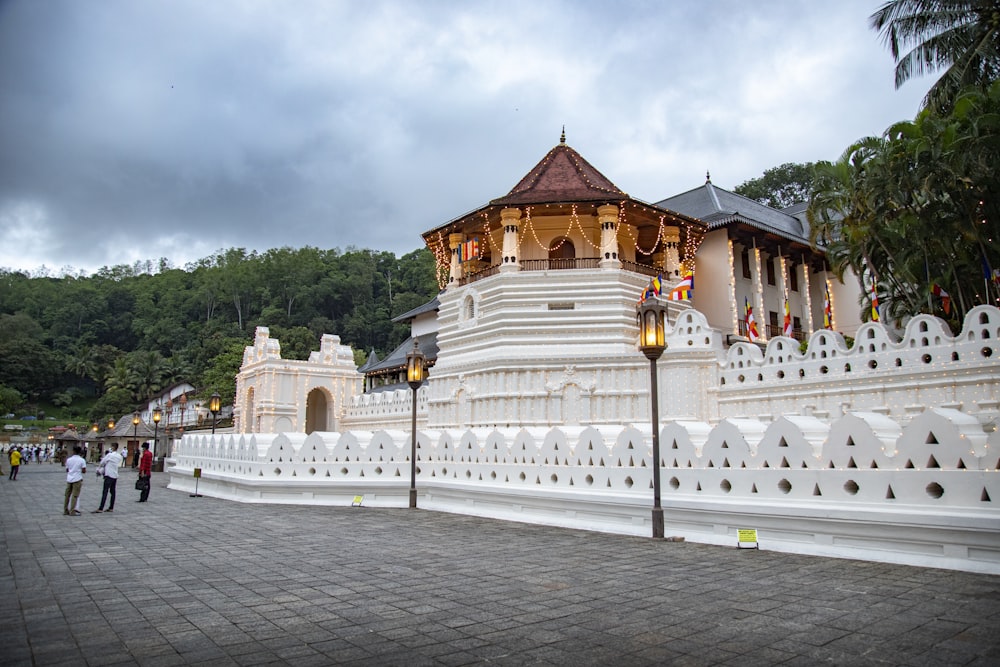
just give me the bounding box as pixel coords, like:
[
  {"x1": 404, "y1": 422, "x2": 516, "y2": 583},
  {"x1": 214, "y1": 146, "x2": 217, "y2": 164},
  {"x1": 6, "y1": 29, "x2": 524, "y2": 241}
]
[{"x1": 0, "y1": 0, "x2": 926, "y2": 274}]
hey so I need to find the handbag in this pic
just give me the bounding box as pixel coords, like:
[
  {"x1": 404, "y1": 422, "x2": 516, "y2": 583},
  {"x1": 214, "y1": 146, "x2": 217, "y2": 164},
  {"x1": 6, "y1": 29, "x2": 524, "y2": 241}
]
[{"x1": 135, "y1": 476, "x2": 147, "y2": 490}]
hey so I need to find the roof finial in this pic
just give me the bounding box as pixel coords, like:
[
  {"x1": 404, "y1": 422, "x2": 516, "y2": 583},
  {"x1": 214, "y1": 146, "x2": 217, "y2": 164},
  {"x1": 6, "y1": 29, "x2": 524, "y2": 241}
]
[
  {"x1": 706, "y1": 170, "x2": 711, "y2": 184},
  {"x1": 560, "y1": 125, "x2": 566, "y2": 144}
]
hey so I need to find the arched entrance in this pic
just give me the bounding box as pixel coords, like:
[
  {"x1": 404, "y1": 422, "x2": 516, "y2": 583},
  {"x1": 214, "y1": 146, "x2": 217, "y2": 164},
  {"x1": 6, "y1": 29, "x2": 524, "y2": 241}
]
[{"x1": 305, "y1": 388, "x2": 328, "y2": 434}]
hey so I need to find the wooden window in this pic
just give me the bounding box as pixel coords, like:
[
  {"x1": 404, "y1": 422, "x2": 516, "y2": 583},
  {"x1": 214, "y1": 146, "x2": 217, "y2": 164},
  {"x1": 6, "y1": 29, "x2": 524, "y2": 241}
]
[
  {"x1": 741, "y1": 247, "x2": 751, "y2": 279},
  {"x1": 766, "y1": 258, "x2": 776, "y2": 285}
]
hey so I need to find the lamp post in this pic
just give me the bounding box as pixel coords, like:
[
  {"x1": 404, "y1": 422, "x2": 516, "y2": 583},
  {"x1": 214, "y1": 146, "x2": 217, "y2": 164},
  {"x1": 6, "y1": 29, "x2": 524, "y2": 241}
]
[
  {"x1": 131, "y1": 411, "x2": 140, "y2": 468},
  {"x1": 178, "y1": 394, "x2": 188, "y2": 435},
  {"x1": 406, "y1": 338, "x2": 427, "y2": 509},
  {"x1": 165, "y1": 398, "x2": 174, "y2": 458},
  {"x1": 637, "y1": 297, "x2": 668, "y2": 539},
  {"x1": 209, "y1": 392, "x2": 221, "y2": 435},
  {"x1": 152, "y1": 405, "x2": 162, "y2": 459}
]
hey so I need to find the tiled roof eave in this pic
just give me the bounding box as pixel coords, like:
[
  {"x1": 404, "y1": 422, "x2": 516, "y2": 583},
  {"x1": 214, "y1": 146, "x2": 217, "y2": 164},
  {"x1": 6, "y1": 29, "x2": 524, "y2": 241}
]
[{"x1": 711, "y1": 214, "x2": 812, "y2": 247}]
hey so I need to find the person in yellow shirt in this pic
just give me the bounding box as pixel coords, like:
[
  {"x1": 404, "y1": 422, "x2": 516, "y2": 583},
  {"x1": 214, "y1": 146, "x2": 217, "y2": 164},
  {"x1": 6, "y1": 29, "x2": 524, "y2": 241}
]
[{"x1": 9, "y1": 447, "x2": 22, "y2": 480}]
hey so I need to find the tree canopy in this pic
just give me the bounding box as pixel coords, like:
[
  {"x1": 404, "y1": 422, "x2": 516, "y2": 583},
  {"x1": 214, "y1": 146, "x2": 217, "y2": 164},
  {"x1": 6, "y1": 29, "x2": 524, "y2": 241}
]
[
  {"x1": 0, "y1": 246, "x2": 439, "y2": 423},
  {"x1": 733, "y1": 162, "x2": 815, "y2": 209},
  {"x1": 870, "y1": 0, "x2": 1000, "y2": 111},
  {"x1": 807, "y1": 82, "x2": 1000, "y2": 325}
]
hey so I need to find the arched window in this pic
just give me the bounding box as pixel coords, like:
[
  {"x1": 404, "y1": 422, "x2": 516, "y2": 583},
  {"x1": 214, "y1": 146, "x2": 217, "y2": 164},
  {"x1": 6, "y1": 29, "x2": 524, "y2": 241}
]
[
  {"x1": 464, "y1": 295, "x2": 476, "y2": 320},
  {"x1": 549, "y1": 237, "x2": 575, "y2": 260}
]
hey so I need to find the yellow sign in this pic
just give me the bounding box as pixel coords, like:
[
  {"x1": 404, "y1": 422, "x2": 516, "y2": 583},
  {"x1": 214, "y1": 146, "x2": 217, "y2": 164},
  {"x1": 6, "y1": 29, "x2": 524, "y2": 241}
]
[
  {"x1": 351, "y1": 495, "x2": 364, "y2": 507},
  {"x1": 193, "y1": 467, "x2": 202, "y2": 479},
  {"x1": 737, "y1": 528, "x2": 758, "y2": 543}
]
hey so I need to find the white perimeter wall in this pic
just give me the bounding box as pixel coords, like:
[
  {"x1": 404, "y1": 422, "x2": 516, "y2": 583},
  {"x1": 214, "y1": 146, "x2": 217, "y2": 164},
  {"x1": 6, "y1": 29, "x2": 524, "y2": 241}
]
[{"x1": 169, "y1": 404, "x2": 1000, "y2": 574}]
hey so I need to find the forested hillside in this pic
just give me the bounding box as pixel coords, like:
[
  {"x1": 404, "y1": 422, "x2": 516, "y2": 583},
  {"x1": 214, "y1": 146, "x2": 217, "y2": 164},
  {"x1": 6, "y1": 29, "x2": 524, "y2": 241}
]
[{"x1": 0, "y1": 246, "x2": 439, "y2": 423}]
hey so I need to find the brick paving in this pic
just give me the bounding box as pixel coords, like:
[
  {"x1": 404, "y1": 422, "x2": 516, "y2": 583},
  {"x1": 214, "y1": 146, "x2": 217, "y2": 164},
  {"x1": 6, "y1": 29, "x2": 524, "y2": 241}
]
[{"x1": 2, "y1": 463, "x2": 999, "y2": 666}]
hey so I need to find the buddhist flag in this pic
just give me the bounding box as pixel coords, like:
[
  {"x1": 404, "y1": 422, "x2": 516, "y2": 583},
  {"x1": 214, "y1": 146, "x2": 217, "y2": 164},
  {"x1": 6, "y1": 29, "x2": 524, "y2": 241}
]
[
  {"x1": 870, "y1": 278, "x2": 880, "y2": 322},
  {"x1": 637, "y1": 274, "x2": 661, "y2": 305},
  {"x1": 931, "y1": 284, "x2": 951, "y2": 316},
  {"x1": 745, "y1": 297, "x2": 760, "y2": 342},
  {"x1": 667, "y1": 272, "x2": 694, "y2": 301},
  {"x1": 823, "y1": 285, "x2": 832, "y2": 329},
  {"x1": 651, "y1": 273, "x2": 663, "y2": 296},
  {"x1": 782, "y1": 297, "x2": 793, "y2": 337},
  {"x1": 459, "y1": 238, "x2": 480, "y2": 263}
]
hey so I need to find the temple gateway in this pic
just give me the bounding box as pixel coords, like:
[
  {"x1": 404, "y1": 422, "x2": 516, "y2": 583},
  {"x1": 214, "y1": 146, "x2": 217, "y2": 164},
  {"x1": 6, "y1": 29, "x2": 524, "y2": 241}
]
[{"x1": 169, "y1": 135, "x2": 1000, "y2": 575}]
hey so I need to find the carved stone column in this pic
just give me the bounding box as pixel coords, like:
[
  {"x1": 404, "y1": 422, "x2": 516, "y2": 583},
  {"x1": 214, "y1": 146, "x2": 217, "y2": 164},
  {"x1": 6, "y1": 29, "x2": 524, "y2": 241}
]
[
  {"x1": 597, "y1": 204, "x2": 620, "y2": 269},
  {"x1": 663, "y1": 226, "x2": 680, "y2": 276},
  {"x1": 500, "y1": 208, "x2": 521, "y2": 273},
  {"x1": 449, "y1": 233, "x2": 463, "y2": 285}
]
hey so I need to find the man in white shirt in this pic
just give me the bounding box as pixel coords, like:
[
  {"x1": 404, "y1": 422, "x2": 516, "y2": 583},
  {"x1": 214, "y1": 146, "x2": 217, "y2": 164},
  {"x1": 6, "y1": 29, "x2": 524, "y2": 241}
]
[
  {"x1": 63, "y1": 445, "x2": 87, "y2": 516},
  {"x1": 92, "y1": 443, "x2": 123, "y2": 513}
]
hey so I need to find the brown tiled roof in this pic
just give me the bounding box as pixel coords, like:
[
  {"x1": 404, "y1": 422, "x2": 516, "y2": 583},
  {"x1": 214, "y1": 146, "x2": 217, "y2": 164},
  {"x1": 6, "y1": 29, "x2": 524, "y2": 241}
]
[{"x1": 490, "y1": 140, "x2": 626, "y2": 207}]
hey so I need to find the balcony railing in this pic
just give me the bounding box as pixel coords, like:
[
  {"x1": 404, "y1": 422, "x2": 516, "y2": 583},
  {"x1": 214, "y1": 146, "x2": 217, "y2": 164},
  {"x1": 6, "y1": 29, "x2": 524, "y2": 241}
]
[{"x1": 458, "y1": 257, "x2": 660, "y2": 285}]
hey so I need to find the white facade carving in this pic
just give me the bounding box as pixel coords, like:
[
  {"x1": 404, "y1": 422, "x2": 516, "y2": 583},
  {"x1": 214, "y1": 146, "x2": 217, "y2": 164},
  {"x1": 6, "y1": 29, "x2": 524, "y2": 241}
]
[
  {"x1": 173, "y1": 304, "x2": 1000, "y2": 574},
  {"x1": 171, "y1": 139, "x2": 999, "y2": 573}
]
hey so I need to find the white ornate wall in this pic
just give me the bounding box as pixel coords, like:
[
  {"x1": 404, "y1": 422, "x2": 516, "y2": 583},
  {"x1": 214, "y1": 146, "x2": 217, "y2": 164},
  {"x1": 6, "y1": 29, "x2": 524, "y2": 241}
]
[
  {"x1": 169, "y1": 406, "x2": 999, "y2": 573},
  {"x1": 233, "y1": 327, "x2": 362, "y2": 434},
  {"x1": 203, "y1": 307, "x2": 1000, "y2": 574}
]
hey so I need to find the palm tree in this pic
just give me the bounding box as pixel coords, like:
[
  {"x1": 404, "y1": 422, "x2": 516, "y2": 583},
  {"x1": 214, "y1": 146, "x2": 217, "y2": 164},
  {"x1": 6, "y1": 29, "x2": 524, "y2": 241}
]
[
  {"x1": 870, "y1": 0, "x2": 1000, "y2": 111},
  {"x1": 809, "y1": 83, "x2": 1000, "y2": 324},
  {"x1": 104, "y1": 357, "x2": 137, "y2": 397}
]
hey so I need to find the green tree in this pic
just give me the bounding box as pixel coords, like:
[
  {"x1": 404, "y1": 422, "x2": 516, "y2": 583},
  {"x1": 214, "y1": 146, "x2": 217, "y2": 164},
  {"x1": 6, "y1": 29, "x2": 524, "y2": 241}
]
[
  {"x1": 200, "y1": 341, "x2": 246, "y2": 407},
  {"x1": 0, "y1": 384, "x2": 24, "y2": 416},
  {"x1": 808, "y1": 83, "x2": 1000, "y2": 324},
  {"x1": 733, "y1": 162, "x2": 815, "y2": 208},
  {"x1": 89, "y1": 387, "x2": 136, "y2": 424},
  {"x1": 870, "y1": 0, "x2": 1000, "y2": 111}
]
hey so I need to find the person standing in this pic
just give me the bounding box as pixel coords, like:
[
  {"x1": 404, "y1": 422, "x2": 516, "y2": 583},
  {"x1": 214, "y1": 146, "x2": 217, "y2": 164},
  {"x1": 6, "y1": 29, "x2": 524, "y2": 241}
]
[
  {"x1": 137, "y1": 442, "x2": 153, "y2": 502},
  {"x1": 9, "y1": 447, "x2": 21, "y2": 480},
  {"x1": 63, "y1": 445, "x2": 87, "y2": 515},
  {"x1": 92, "y1": 443, "x2": 123, "y2": 513}
]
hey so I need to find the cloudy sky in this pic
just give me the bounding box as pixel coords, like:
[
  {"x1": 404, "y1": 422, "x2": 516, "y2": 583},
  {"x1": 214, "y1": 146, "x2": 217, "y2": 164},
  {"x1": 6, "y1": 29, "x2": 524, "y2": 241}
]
[{"x1": 0, "y1": 1, "x2": 927, "y2": 276}]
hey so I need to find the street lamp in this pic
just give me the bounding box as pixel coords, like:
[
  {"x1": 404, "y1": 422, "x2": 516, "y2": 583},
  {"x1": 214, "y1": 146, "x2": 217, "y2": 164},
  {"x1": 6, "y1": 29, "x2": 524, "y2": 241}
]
[
  {"x1": 132, "y1": 411, "x2": 140, "y2": 468},
  {"x1": 209, "y1": 392, "x2": 221, "y2": 435},
  {"x1": 637, "y1": 297, "x2": 668, "y2": 539},
  {"x1": 406, "y1": 338, "x2": 427, "y2": 509},
  {"x1": 165, "y1": 398, "x2": 174, "y2": 457},
  {"x1": 178, "y1": 393, "x2": 187, "y2": 434},
  {"x1": 152, "y1": 405, "x2": 162, "y2": 459}
]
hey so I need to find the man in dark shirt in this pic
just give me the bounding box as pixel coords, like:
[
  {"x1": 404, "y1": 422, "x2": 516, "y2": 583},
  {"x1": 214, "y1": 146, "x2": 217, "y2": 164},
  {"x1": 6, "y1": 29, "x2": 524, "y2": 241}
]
[{"x1": 137, "y1": 443, "x2": 153, "y2": 502}]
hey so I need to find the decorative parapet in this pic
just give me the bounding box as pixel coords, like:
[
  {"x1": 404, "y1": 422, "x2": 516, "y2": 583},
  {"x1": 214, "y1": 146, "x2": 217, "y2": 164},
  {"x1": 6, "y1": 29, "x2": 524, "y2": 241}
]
[
  {"x1": 719, "y1": 306, "x2": 1000, "y2": 423},
  {"x1": 341, "y1": 387, "x2": 428, "y2": 431},
  {"x1": 169, "y1": 407, "x2": 1000, "y2": 574}
]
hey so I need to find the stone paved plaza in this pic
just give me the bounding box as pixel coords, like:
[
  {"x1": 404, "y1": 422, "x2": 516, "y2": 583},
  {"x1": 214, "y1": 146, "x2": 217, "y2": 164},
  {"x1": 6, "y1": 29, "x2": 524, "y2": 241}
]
[{"x1": 2, "y1": 463, "x2": 999, "y2": 666}]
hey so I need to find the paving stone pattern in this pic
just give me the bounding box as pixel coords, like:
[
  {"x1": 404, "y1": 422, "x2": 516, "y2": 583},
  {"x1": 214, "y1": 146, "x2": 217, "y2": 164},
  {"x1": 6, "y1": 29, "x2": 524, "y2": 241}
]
[{"x1": 2, "y1": 464, "x2": 999, "y2": 666}]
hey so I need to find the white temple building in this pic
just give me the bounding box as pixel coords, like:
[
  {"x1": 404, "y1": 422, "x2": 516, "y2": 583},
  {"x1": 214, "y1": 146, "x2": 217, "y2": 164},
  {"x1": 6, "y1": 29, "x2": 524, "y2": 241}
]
[{"x1": 169, "y1": 135, "x2": 1000, "y2": 574}]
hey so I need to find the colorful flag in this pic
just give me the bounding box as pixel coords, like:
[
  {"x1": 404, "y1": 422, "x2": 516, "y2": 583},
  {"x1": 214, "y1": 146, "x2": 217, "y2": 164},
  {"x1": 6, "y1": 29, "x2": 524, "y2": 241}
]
[
  {"x1": 651, "y1": 273, "x2": 662, "y2": 296},
  {"x1": 982, "y1": 256, "x2": 1000, "y2": 284},
  {"x1": 745, "y1": 297, "x2": 760, "y2": 342},
  {"x1": 459, "y1": 238, "x2": 480, "y2": 263},
  {"x1": 931, "y1": 284, "x2": 951, "y2": 316},
  {"x1": 870, "y1": 278, "x2": 880, "y2": 322},
  {"x1": 823, "y1": 285, "x2": 832, "y2": 329},
  {"x1": 667, "y1": 272, "x2": 693, "y2": 301},
  {"x1": 782, "y1": 297, "x2": 793, "y2": 337}
]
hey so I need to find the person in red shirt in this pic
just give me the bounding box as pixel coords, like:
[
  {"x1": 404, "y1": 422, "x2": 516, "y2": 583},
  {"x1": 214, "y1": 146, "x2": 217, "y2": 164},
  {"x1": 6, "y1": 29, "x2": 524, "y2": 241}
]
[{"x1": 137, "y1": 443, "x2": 153, "y2": 502}]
